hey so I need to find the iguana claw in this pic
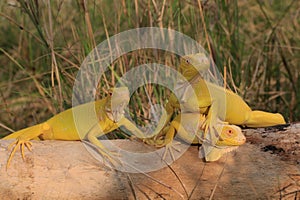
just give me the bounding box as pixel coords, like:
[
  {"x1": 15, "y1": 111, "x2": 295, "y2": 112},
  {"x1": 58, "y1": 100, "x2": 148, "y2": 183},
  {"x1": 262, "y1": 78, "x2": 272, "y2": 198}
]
[
  {"x1": 162, "y1": 141, "x2": 181, "y2": 161},
  {"x1": 96, "y1": 148, "x2": 121, "y2": 166},
  {"x1": 144, "y1": 137, "x2": 181, "y2": 161},
  {"x1": 7, "y1": 139, "x2": 33, "y2": 169}
]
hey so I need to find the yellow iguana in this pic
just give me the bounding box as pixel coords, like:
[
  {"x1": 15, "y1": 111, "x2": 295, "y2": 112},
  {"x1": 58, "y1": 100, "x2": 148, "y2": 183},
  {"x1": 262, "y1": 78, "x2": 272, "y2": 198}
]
[
  {"x1": 2, "y1": 87, "x2": 152, "y2": 168},
  {"x1": 156, "y1": 53, "x2": 286, "y2": 135},
  {"x1": 144, "y1": 53, "x2": 285, "y2": 161},
  {"x1": 146, "y1": 113, "x2": 245, "y2": 161}
]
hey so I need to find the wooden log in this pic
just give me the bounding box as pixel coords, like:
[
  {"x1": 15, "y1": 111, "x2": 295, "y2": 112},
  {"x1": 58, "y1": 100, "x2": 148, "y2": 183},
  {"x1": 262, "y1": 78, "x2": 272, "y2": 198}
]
[
  {"x1": 0, "y1": 124, "x2": 299, "y2": 199},
  {"x1": 243, "y1": 123, "x2": 300, "y2": 164}
]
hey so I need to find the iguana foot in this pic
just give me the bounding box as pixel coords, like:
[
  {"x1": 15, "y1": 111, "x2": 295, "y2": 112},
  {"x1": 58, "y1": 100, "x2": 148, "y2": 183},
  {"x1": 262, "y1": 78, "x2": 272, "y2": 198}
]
[
  {"x1": 143, "y1": 137, "x2": 165, "y2": 147},
  {"x1": 95, "y1": 147, "x2": 121, "y2": 167},
  {"x1": 162, "y1": 141, "x2": 181, "y2": 161},
  {"x1": 201, "y1": 115, "x2": 216, "y2": 139},
  {"x1": 144, "y1": 138, "x2": 181, "y2": 161},
  {"x1": 6, "y1": 139, "x2": 33, "y2": 169}
]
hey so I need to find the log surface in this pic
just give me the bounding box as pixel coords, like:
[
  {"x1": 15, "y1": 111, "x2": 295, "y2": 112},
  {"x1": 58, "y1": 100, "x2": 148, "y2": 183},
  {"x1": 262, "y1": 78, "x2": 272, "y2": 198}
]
[{"x1": 0, "y1": 123, "x2": 300, "y2": 200}]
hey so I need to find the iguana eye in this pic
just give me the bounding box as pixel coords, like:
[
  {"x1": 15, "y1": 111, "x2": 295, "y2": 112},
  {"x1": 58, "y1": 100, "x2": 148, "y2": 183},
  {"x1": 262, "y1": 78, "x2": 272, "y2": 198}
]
[
  {"x1": 227, "y1": 129, "x2": 233, "y2": 136},
  {"x1": 185, "y1": 58, "x2": 191, "y2": 64}
]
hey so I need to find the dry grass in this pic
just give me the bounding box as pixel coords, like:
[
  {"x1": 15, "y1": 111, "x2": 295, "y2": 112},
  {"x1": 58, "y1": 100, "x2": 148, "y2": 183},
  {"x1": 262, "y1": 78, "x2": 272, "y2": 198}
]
[{"x1": 0, "y1": 0, "x2": 299, "y2": 136}]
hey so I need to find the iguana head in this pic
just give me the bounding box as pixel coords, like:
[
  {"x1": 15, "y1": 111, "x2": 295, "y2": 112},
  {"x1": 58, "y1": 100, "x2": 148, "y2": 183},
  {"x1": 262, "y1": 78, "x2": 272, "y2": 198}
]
[
  {"x1": 201, "y1": 124, "x2": 245, "y2": 161},
  {"x1": 179, "y1": 53, "x2": 210, "y2": 80},
  {"x1": 215, "y1": 124, "x2": 245, "y2": 146},
  {"x1": 105, "y1": 87, "x2": 130, "y2": 122}
]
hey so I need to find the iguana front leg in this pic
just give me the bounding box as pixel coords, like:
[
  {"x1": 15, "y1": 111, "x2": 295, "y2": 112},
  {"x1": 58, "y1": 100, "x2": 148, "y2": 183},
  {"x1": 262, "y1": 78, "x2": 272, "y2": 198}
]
[
  {"x1": 148, "y1": 113, "x2": 245, "y2": 161},
  {"x1": 85, "y1": 115, "x2": 169, "y2": 164},
  {"x1": 85, "y1": 121, "x2": 120, "y2": 164},
  {"x1": 145, "y1": 115, "x2": 198, "y2": 161},
  {"x1": 159, "y1": 120, "x2": 192, "y2": 160},
  {"x1": 146, "y1": 124, "x2": 181, "y2": 161},
  {"x1": 201, "y1": 100, "x2": 218, "y2": 137},
  {"x1": 119, "y1": 117, "x2": 167, "y2": 139}
]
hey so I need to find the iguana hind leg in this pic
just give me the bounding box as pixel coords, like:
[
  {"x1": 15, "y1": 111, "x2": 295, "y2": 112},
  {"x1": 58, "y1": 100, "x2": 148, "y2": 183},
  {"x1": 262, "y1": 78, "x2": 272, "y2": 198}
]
[{"x1": 4, "y1": 122, "x2": 51, "y2": 168}]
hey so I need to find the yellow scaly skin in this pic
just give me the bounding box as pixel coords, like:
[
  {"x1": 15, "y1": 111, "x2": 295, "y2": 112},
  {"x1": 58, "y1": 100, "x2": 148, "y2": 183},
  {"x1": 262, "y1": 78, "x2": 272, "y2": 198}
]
[
  {"x1": 146, "y1": 113, "x2": 245, "y2": 161},
  {"x1": 2, "y1": 87, "x2": 149, "y2": 168},
  {"x1": 146, "y1": 53, "x2": 285, "y2": 161},
  {"x1": 156, "y1": 53, "x2": 286, "y2": 136}
]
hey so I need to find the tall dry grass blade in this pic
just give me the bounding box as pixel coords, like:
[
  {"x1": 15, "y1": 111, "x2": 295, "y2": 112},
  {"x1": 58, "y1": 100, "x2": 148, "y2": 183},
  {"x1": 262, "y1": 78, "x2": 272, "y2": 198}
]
[
  {"x1": 18, "y1": 0, "x2": 49, "y2": 47},
  {"x1": 223, "y1": 65, "x2": 227, "y2": 89},
  {"x1": 158, "y1": 0, "x2": 167, "y2": 29},
  {"x1": 81, "y1": 0, "x2": 96, "y2": 49},
  {"x1": 197, "y1": 0, "x2": 213, "y2": 59},
  {"x1": 0, "y1": 47, "x2": 55, "y2": 114},
  {"x1": 134, "y1": 0, "x2": 139, "y2": 28},
  {"x1": 0, "y1": 12, "x2": 43, "y2": 45},
  {"x1": 0, "y1": 122, "x2": 15, "y2": 133},
  {"x1": 100, "y1": 6, "x2": 113, "y2": 88},
  {"x1": 45, "y1": 0, "x2": 63, "y2": 111}
]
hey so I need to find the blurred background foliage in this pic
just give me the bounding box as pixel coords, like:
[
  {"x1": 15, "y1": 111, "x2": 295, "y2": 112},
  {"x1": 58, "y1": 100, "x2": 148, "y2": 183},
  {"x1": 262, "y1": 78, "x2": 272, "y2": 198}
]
[{"x1": 0, "y1": 0, "x2": 299, "y2": 136}]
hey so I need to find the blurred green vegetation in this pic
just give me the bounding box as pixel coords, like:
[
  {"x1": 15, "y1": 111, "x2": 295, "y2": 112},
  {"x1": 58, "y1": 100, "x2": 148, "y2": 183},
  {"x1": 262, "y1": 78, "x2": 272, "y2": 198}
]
[{"x1": 0, "y1": 0, "x2": 299, "y2": 136}]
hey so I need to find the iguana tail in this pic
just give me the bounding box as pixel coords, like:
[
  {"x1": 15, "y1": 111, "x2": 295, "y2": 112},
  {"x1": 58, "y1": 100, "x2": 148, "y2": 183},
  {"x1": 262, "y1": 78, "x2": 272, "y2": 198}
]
[
  {"x1": 245, "y1": 110, "x2": 286, "y2": 127},
  {"x1": 2, "y1": 123, "x2": 48, "y2": 140}
]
